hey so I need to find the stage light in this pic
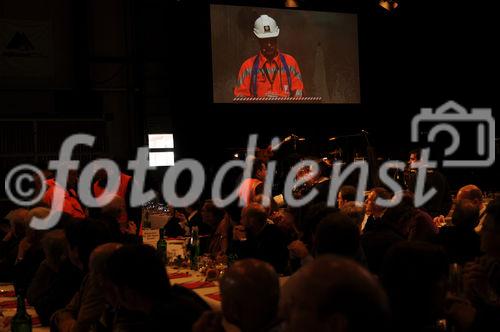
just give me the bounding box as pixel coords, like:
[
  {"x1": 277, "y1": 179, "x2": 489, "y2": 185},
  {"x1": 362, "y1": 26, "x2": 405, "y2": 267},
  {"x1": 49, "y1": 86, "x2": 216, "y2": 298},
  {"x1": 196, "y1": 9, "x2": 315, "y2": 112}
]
[
  {"x1": 149, "y1": 151, "x2": 175, "y2": 167},
  {"x1": 285, "y1": 0, "x2": 299, "y2": 8},
  {"x1": 234, "y1": 153, "x2": 239, "y2": 159},
  {"x1": 147, "y1": 133, "x2": 174, "y2": 166},
  {"x1": 379, "y1": 0, "x2": 399, "y2": 11},
  {"x1": 148, "y1": 134, "x2": 174, "y2": 149}
]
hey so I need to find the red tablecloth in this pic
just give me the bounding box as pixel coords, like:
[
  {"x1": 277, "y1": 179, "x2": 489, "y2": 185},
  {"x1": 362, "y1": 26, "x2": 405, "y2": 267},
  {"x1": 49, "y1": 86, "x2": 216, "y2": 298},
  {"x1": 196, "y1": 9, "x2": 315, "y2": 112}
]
[
  {"x1": 205, "y1": 293, "x2": 221, "y2": 302},
  {"x1": 0, "y1": 290, "x2": 15, "y2": 297},
  {"x1": 0, "y1": 300, "x2": 18, "y2": 309},
  {"x1": 168, "y1": 272, "x2": 190, "y2": 279},
  {"x1": 180, "y1": 281, "x2": 216, "y2": 289}
]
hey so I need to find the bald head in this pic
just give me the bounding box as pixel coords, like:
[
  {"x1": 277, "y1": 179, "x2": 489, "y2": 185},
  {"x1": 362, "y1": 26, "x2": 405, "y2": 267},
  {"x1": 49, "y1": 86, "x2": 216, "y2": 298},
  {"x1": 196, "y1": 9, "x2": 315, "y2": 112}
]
[
  {"x1": 220, "y1": 259, "x2": 279, "y2": 332},
  {"x1": 89, "y1": 242, "x2": 123, "y2": 276},
  {"x1": 241, "y1": 203, "x2": 268, "y2": 234},
  {"x1": 283, "y1": 255, "x2": 390, "y2": 332},
  {"x1": 5, "y1": 208, "x2": 30, "y2": 238},
  {"x1": 456, "y1": 185, "x2": 483, "y2": 205}
]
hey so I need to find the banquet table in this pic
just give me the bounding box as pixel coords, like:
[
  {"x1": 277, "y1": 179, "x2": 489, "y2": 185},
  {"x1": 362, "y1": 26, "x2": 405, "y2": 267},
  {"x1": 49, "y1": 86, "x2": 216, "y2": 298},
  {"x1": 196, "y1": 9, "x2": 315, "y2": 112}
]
[
  {"x1": 167, "y1": 266, "x2": 223, "y2": 310},
  {"x1": 0, "y1": 270, "x2": 224, "y2": 332},
  {"x1": 1, "y1": 268, "x2": 287, "y2": 332}
]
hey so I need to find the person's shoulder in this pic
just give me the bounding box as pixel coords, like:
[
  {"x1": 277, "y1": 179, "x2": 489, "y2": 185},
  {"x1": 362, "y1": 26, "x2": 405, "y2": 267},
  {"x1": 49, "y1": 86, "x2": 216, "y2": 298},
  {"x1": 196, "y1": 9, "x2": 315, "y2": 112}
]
[
  {"x1": 240, "y1": 54, "x2": 259, "y2": 68},
  {"x1": 281, "y1": 53, "x2": 299, "y2": 65},
  {"x1": 170, "y1": 285, "x2": 210, "y2": 311},
  {"x1": 156, "y1": 285, "x2": 209, "y2": 328}
]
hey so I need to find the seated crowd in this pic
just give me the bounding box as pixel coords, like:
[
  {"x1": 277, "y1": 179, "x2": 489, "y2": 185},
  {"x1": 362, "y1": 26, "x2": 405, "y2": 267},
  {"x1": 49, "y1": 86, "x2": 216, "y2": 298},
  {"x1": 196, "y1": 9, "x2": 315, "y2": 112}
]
[{"x1": 0, "y1": 160, "x2": 499, "y2": 332}]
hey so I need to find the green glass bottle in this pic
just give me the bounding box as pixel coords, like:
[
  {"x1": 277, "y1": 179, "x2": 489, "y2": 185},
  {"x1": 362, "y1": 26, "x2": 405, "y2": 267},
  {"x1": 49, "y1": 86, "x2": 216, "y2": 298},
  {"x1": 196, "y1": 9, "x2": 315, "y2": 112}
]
[
  {"x1": 11, "y1": 295, "x2": 32, "y2": 332},
  {"x1": 157, "y1": 227, "x2": 167, "y2": 265},
  {"x1": 143, "y1": 211, "x2": 151, "y2": 229},
  {"x1": 227, "y1": 252, "x2": 238, "y2": 267},
  {"x1": 189, "y1": 226, "x2": 200, "y2": 270}
]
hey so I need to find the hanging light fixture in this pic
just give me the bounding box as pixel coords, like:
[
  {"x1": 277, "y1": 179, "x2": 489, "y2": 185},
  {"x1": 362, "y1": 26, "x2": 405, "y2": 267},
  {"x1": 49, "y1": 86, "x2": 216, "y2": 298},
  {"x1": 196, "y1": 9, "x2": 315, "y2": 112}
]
[{"x1": 379, "y1": 0, "x2": 399, "y2": 12}]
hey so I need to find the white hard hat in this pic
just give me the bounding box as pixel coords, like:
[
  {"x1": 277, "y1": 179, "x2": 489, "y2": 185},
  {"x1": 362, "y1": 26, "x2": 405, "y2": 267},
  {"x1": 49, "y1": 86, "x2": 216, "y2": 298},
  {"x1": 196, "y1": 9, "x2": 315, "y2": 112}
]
[{"x1": 253, "y1": 15, "x2": 280, "y2": 39}]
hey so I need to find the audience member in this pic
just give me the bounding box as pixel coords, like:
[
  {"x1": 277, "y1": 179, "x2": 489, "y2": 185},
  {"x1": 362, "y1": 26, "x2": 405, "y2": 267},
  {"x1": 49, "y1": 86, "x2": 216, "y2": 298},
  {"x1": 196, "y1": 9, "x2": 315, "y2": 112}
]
[
  {"x1": 13, "y1": 207, "x2": 49, "y2": 294},
  {"x1": 210, "y1": 259, "x2": 282, "y2": 332},
  {"x1": 51, "y1": 218, "x2": 111, "y2": 332},
  {"x1": 0, "y1": 208, "x2": 29, "y2": 282},
  {"x1": 163, "y1": 209, "x2": 190, "y2": 238},
  {"x1": 295, "y1": 202, "x2": 338, "y2": 251},
  {"x1": 27, "y1": 230, "x2": 83, "y2": 325},
  {"x1": 99, "y1": 195, "x2": 140, "y2": 244},
  {"x1": 362, "y1": 187, "x2": 392, "y2": 233},
  {"x1": 104, "y1": 244, "x2": 209, "y2": 332},
  {"x1": 184, "y1": 201, "x2": 202, "y2": 230},
  {"x1": 433, "y1": 184, "x2": 486, "y2": 233},
  {"x1": 199, "y1": 200, "x2": 225, "y2": 235},
  {"x1": 314, "y1": 211, "x2": 366, "y2": 265},
  {"x1": 287, "y1": 203, "x2": 337, "y2": 270},
  {"x1": 341, "y1": 201, "x2": 366, "y2": 231},
  {"x1": 91, "y1": 167, "x2": 141, "y2": 228},
  {"x1": 436, "y1": 199, "x2": 481, "y2": 264},
  {"x1": 447, "y1": 198, "x2": 500, "y2": 331},
  {"x1": 361, "y1": 199, "x2": 406, "y2": 275},
  {"x1": 87, "y1": 242, "x2": 123, "y2": 330},
  {"x1": 233, "y1": 203, "x2": 288, "y2": 274},
  {"x1": 281, "y1": 255, "x2": 390, "y2": 332},
  {"x1": 456, "y1": 185, "x2": 487, "y2": 234},
  {"x1": 337, "y1": 185, "x2": 357, "y2": 208},
  {"x1": 270, "y1": 207, "x2": 299, "y2": 245},
  {"x1": 207, "y1": 211, "x2": 231, "y2": 258},
  {"x1": 386, "y1": 191, "x2": 438, "y2": 242},
  {"x1": 382, "y1": 241, "x2": 449, "y2": 332}
]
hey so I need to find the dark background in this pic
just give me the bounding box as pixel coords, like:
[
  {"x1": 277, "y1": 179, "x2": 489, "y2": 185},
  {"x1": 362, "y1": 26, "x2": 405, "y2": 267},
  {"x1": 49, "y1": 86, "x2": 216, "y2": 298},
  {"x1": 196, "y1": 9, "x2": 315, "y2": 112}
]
[{"x1": 0, "y1": 0, "x2": 498, "y2": 212}]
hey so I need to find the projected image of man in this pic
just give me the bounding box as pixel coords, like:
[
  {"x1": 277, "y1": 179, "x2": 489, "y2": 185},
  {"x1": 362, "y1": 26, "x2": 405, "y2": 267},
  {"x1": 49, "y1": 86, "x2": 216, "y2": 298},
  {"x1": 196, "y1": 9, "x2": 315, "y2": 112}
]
[{"x1": 234, "y1": 15, "x2": 304, "y2": 98}]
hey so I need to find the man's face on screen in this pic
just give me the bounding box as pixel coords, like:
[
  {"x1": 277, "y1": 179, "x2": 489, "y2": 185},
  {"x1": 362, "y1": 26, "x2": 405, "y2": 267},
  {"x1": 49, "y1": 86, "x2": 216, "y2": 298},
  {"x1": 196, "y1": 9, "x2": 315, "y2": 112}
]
[{"x1": 259, "y1": 37, "x2": 278, "y2": 59}]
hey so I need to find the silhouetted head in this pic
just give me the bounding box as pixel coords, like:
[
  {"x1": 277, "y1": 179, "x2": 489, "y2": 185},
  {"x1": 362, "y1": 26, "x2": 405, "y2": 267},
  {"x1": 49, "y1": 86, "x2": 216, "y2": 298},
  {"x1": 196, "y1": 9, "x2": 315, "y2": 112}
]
[
  {"x1": 283, "y1": 255, "x2": 390, "y2": 332},
  {"x1": 220, "y1": 259, "x2": 279, "y2": 332}
]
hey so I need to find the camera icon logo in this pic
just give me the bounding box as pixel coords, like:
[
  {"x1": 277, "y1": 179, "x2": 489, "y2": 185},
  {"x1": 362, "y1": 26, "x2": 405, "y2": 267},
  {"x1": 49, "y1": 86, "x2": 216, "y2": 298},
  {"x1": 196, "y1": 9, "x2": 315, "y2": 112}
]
[{"x1": 411, "y1": 100, "x2": 495, "y2": 167}]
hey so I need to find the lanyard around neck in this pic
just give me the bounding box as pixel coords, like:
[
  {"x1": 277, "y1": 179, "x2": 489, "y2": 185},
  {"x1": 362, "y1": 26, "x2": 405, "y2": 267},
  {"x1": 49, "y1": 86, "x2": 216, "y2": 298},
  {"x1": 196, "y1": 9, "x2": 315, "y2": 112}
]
[{"x1": 262, "y1": 60, "x2": 279, "y2": 87}]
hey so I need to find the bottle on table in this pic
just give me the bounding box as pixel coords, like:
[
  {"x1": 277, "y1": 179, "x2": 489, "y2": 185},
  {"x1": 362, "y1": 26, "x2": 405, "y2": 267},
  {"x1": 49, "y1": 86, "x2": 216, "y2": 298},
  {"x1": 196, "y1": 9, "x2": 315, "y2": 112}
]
[
  {"x1": 157, "y1": 227, "x2": 167, "y2": 265},
  {"x1": 11, "y1": 295, "x2": 32, "y2": 332},
  {"x1": 143, "y1": 211, "x2": 151, "y2": 229},
  {"x1": 449, "y1": 262, "x2": 464, "y2": 296},
  {"x1": 189, "y1": 226, "x2": 200, "y2": 270}
]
